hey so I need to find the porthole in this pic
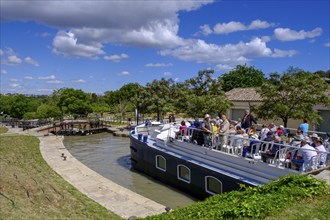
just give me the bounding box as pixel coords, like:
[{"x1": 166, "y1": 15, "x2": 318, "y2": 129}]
[
  {"x1": 177, "y1": 165, "x2": 190, "y2": 183},
  {"x1": 155, "y1": 155, "x2": 166, "y2": 172},
  {"x1": 205, "y1": 176, "x2": 222, "y2": 195}
]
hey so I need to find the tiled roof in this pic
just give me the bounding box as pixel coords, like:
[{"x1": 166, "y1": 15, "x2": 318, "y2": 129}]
[{"x1": 225, "y1": 88, "x2": 262, "y2": 101}]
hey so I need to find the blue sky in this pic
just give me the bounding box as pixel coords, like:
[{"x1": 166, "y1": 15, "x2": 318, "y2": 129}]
[{"x1": 1, "y1": 0, "x2": 329, "y2": 95}]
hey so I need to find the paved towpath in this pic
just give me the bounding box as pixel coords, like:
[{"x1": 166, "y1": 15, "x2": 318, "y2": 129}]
[{"x1": 6, "y1": 127, "x2": 166, "y2": 219}]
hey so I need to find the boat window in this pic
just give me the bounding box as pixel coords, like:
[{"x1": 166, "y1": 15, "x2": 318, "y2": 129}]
[
  {"x1": 155, "y1": 155, "x2": 166, "y2": 172},
  {"x1": 177, "y1": 165, "x2": 190, "y2": 183},
  {"x1": 205, "y1": 176, "x2": 222, "y2": 195}
]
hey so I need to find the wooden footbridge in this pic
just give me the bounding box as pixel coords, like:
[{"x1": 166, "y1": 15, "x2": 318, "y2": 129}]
[{"x1": 38, "y1": 119, "x2": 111, "y2": 136}]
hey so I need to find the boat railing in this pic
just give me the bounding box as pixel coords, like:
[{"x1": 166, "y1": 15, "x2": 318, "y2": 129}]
[
  {"x1": 169, "y1": 126, "x2": 330, "y2": 172},
  {"x1": 284, "y1": 127, "x2": 327, "y2": 138},
  {"x1": 136, "y1": 124, "x2": 163, "y2": 135}
]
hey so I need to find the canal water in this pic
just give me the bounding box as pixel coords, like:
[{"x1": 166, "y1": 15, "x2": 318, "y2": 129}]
[{"x1": 63, "y1": 132, "x2": 197, "y2": 209}]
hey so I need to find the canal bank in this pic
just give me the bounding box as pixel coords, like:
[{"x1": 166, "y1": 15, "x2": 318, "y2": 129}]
[{"x1": 6, "y1": 127, "x2": 166, "y2": 219}]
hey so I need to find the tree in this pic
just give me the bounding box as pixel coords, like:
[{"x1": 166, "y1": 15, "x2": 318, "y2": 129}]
[
  {"x1": 36, "y1": 103, "x2": 62, "y2": 119},
  {"x1": 91, "y1": 103, "x2": 109, "y2": 117},
  {"x1": 112, "y1": 100, "x2": 130, "y2": 122},
  {"x1": 145, "y1": 78, "x2": 175, "y2": 121},
  {"x1": 220, "y1": 65, "x2": 266, "y2": 92},
  {"x1": 0, "y1": 95, "x2": 12, "y2": 116},
  {"x1": 129, "y1": 84, "x2": 148, "y2": 124},
  {"x1": 56, "y1": 88, "x2": 93, "y2": 116},
  {"x1": 8, "y1": 94, "x2": 30, "y2": 119},
  {"x1": 255, "y1": 69, "x2": 330, "y2": 127},
  {"x1": 184, "y1": 70, "x2": 232, "y2": 118}
]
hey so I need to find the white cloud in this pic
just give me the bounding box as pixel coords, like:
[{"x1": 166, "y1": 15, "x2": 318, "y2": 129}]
[
  {"x1": 24, "y1": 76, "x2": 34, "y2": 80},
  {"x1": 1, "y1": 48, "x2": 39, "y2": 66},
  {"x1": 215, "y1": 64, "x2": 233, "y2": 71},
  {"x1": 1, "y1": 69, "x2": 8, "y2": 74},
  {"x1": 164, "y1": 72, "x2": 172, "y2": 76},
  {"x1": 10, "y1": 78, "x2": 18, "y2": 82},
  {"x1": 52, "y1": 31, "x2": 105, "y2": 58},
  {"x1": 161, "y1": 38, "x2": 296, "y2": 69},
  {"x1": 201, "y1": 19, "x2": 273, "y2": 35},
  {"x1": 0, "y1": 49, "x2": 3, "y2": 56},
  {"x1": 46, "y1": 80, "x2": 63, "y2": 84},
  {"x1": 72, "y1": 79, "x2": 86, "y2": 83},
  {"x1": 118, "y1": 71, "x2": 130, "y2": 76},
  {"x1": 261, "y1": 36, "x2": 271, "y2": 42},
  {"x1": 145, "y1": 63, "x2": 173, "y2": 67},
  {"x1": 324, "y1": 42, "x2": 330, "y2": 47},
  {"x1": 274, "y1": 27, "x2": 322, "y2": 41},
  {"x1": 271, "y1": 49, "x2": 296, "y2": 58},
  {"x1": 25, "y1": 57, "x2": 39, "y2": 66},
  {"x1": 4, "y1": 48, "x2": 16, "y2": 56},
  {"x1": 3, "y1": 55, "x2": 22, "y2": 66},
  {"x1": 38, "y1": 75, "x2": 56, "y2": 80},
  {"x1": 199, "y1": 24, "x2": 212, "y2": 36},
  {"x1": 104, "y1": 53, "x2": 129, "y2": 62},
  {"x1": 1, "y1": 1, "x2": 213, "y2": 58},
  {"x1": 10, "y1": 83, "x2": 20, "y2": 88}
]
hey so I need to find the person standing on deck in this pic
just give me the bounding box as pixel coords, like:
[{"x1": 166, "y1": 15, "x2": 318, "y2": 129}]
[
  {"x1": 218, "y1": 114, "x2": 230, "y2": 147},
  {"x1": 299, "y1": 119, "x2": 309, "y2": 136},
  {"x1": 241, "y1": 110, "x2": 257, "y2": 132},
  {"x1": 201, "y1": 114, "x2": 212, "y2": 147}
]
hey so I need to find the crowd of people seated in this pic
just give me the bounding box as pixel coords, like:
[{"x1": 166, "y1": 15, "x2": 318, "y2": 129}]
[{"x1": 172, "y1": 113, "x2": 330, "y2": 172}]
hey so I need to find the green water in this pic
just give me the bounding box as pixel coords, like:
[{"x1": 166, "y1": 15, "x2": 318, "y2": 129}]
[{"x1": 64, "y1": 132, "x2": 196, "y2": 209}]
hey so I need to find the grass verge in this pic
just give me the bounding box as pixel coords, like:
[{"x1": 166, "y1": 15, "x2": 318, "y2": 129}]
[
  {"x1": 0, "y1": 126, "x2": 8, "y2": 134},
  {"x1": 142, "y1": 175, "x2": 330, "y2": 220},
  {"x1": 0, "y1": 134, "x2": 122, "y2": 220}
]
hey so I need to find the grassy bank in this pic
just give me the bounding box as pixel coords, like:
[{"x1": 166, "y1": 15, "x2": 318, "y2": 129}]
[
  {"x1": 0, "y1": 126, "x2": 8, "y2": 134},
  {"x1": 143, "y1": 175, "x2": 330, "y2": 220},
  {"x1": 0, "y1": 134, "x2": 122, "y2": 220}
]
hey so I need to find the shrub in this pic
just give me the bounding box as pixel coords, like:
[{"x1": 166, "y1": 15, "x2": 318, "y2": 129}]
[{"x1": 142, "y1": 175, "x2": 329, "y2": 220}]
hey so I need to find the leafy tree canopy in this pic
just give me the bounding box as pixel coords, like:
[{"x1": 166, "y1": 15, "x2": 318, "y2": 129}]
[
  {"x1": 220, "y1": 65, "x2": 266, "y2": 92},
  {"x1": 36, "y1": 103, "x2": 62, "y2": 119},
  {"x1": 56, "y1": 88, "x2": 93, "y2": 116},
  {"x1": 145, "y1": 78, "x2": 176, "y2": 120},
  {"x1": 255, "y1": 68, "x2": 330, "y2": 127},
  {"x1": 184, "y1": 70, "x2": 232, "y2": 118}
]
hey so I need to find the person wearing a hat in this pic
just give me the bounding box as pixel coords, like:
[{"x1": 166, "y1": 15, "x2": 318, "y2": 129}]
[
  {"x1": 290, "y1": 135, "x2": 301, "y2": 147},
  {"x1": 315, "y1": 139, "x2": 327, "y2": 166},
  {"x1": 309, "y1": 133, "x2": 319, "y2": 147},
  {"x1": 201, "y1": 114, "x2": 212, "y2": 147},
  {"x1": 291, "y1": 138, "x2": 317, "y2": 171},
  {"x1": 259, "y1": 124, "x2": 270, "y2": 141}
]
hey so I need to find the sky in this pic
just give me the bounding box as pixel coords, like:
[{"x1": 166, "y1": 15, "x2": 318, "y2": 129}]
[{"x1": 0, "y1": 0, "x2": 329, "y2": 95}]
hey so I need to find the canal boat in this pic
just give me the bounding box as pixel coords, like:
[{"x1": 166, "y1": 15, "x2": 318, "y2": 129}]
[{"x1": 129, "y1": 122, "x2": 323, "y2": 199}]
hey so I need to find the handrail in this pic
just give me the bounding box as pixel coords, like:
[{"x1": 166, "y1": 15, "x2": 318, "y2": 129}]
[{"x1": 139, "y1": 123, "x2": 330, "y2": 172}]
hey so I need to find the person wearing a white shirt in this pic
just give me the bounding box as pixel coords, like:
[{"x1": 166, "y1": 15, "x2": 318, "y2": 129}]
[
  {"x1": 291, "y1": 138, "x2": 317, "y2": 171},
  {"x1": 315, "y1": 139, "x2": 327, "y2": 166}
]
